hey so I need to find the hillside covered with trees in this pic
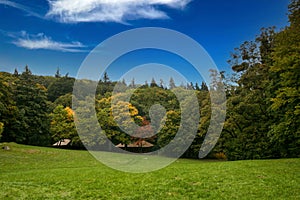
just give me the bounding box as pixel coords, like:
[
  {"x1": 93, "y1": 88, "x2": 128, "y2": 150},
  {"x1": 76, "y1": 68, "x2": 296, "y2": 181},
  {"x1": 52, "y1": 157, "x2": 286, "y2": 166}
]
[{"x1": 0, "y1": 0, "x2": 299, "y2": 160}]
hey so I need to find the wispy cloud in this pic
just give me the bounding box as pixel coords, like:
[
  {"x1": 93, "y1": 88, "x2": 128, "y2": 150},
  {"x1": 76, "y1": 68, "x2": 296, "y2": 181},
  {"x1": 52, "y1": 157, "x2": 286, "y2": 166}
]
[
  {"x1": 11, "y1": 31, "x2": 87, "y2": 52},
  {"x1": 46, "y1": 0, "x2": 192, "y2": 23},
  {"x1": 1, "y1": 0, "x2": 192, "y2": 23},
  {"x1": 0, "y1": 0, "x2": 44, "y2": 19}
]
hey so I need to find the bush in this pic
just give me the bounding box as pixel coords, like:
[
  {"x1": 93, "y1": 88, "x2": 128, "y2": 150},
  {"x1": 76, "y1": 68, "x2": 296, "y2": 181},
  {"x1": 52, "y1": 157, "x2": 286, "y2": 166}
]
[{"x1": 213, "y1": 152, "x2": 227, "y2": 160}]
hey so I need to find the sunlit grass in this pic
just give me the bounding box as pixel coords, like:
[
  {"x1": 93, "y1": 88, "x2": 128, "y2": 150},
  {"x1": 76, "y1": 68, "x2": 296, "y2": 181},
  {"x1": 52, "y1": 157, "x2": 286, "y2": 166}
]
[{"x1": 0, "y1": 143, "x2": 299, "y2": 199}]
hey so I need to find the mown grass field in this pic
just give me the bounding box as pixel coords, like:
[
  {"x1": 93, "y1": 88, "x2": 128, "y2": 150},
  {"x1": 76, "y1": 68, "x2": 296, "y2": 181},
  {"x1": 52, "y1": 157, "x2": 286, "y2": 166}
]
[{"x1": 0, "y1": 143, "x2": 299, "y2": 199}]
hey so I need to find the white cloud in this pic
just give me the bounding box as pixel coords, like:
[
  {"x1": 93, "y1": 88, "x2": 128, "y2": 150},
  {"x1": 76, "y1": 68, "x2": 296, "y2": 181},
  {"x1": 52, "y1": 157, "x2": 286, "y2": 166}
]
[
  {"x1": 46, "y1": 0, "x2": 192, "y2": 23},
  {"x1": 12, "y1": 31, "x2": 86, "y2": 52}
]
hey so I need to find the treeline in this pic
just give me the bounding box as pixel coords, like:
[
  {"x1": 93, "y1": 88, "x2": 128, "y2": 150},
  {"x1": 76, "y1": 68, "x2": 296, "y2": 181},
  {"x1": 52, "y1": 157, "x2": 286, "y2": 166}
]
[
  {"x1": 216, "y1": 0, "x2": 300, "y2": 159},
  {"x1": 0, "y1": 0, "x2": 299, "y2": 160},
  {"x1": 0, "y1": 66, "x2": 210, "y2": 150}
]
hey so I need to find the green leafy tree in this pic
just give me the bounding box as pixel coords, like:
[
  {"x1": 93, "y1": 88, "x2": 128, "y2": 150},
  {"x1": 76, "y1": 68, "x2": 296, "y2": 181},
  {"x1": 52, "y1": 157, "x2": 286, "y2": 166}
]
[
  {"x1": 53, "y1": 93, "x2": 73, "y2": 109},
  {"x1": 47, "y1": 77, "x2": 75, "y2": 102},
  {"x1": 130, "y1": 87, "x2": 179, "y2": 118},
  {"x1": 0, "y1": 72, "x2": 19, "y2": 142},
  {"x1": 73, "y1": 96, "x2": 106, "y2": 149},
  {"x1": 218, "y1": 28, "x2": 276, "y2": 160},
  {"x1": 157, "y1": 110, "x2": 180, "y2": 149},
  {"x1": 50, "y1": 105, "x2": 81, "y2": 147},
  {"x1": 14, "y1": 67, "x2": 51, "y2": 145},
  {"x1": 268, "y1": 0, "x2": 300, "y2": 157},
  {"x1": 157, "y1": 88, "x2": 199, "y2": 157},
  {"x1": 96, "y1": 73, "x2": 116, "y2": 96},
  {"x1": 96, "y1": 95, "x2": 143, "y2": 147},
  {"x1": 186, "y1": 90, "x2": 211, "y2": 158}
]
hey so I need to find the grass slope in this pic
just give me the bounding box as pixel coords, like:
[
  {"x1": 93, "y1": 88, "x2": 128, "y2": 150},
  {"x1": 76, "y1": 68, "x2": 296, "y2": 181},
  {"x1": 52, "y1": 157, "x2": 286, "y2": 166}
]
[{"x1": 0, "y1": 143, "x2": 299, "y2": 199}]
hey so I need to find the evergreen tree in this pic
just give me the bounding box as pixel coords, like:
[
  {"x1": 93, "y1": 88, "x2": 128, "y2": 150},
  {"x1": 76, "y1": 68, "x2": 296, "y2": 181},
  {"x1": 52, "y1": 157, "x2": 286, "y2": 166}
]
[
  {"x1": 159, "y1": 79, "x2": 165, "y2": 89},
  {"x1": 47, "y1": 77, "x2": 75, "y2": 102},
  {"x1": 150, "y1": 78, "x2": 158, "y2": 87},
  {"x1": 200, "y1": 81, "x2": 208, "y2": 91},
  {"x1": 121, "y1": 78, "x2": 126, "y2": 86},
  {"x1": 190, "y1": 82, "x2": 195, "y2": 90},
  {"x1": 143, "y1": 80, "x2": 149, "y2": 88},
  {"x1": 195, "y1": 82, "x2": 201, "y2": 91},
  {"x1": 103, "y1": 72, "x2": 110, "y2": 83},
  {"x1": 14, "y1": 68, "x2": 50, "y2": 145},
  {"x1": 169, "y1": 77, "x2": 176, "y2": 89},
  {"x1": 24, "y1": 65, "x2": 32, "y2": 75},
  {"x1": 129, "y1": 78, "x2": 136, "y2": 88},
  {"x1": 13, "y1": 68, "x2": 19, "y2": 76},
  {"x1": 55, "y1": 68, "x2": 61, "y2": 78}
]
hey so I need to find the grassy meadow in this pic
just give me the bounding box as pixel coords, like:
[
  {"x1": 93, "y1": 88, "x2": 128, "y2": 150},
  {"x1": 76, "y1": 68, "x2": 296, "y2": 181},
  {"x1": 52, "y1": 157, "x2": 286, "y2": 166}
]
[{"x1": 0, "y1": 143, "x2": 299, "y2": 199}]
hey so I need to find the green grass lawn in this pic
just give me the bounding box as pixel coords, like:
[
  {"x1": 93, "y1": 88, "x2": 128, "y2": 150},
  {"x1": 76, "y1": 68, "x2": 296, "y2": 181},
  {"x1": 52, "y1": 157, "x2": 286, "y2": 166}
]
[{"x1": 0, "y1": 143, "x2": 299, "y2": 199}]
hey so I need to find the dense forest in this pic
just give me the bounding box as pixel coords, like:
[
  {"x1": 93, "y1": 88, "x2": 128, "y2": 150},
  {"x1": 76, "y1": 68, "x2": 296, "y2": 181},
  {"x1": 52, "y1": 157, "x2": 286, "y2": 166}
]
[{"x1": 0, "y1": 0, "x2": 299, "y2": 160}]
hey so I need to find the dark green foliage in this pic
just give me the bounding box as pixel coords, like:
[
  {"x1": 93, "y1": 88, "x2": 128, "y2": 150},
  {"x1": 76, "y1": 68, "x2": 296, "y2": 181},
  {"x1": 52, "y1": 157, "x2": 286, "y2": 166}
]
[
  {"x1": 130, "y1": 87, "x2": 180, "y2": 119},
  {"x1": 47, "y1": 77, "x2": 75, "y2": 102},
  {"x1": 33, "y1": 75, "x2": 56, "y2": 88},
  {"x1": 157, "y1": 110, "x2": 180, "y2": 149},
  {"x1": 13, "y1": 68, "x2": 51, "y2": 145},
  {"x1": 0, "y1": 72, "x2": 19, "y2": 142},
  {"x1": 214, "y1": 1, "x2": 300, "y2": 160},
  {"x1": 268, "y1": 1, "x2": 300, "y2": 157},
  {"x1": 96, "y1": 76, "x2": 116, "y2": 96},
  {"x1": 217, "y1": 28, "x2": 276, "y2": 160},
  {"x1": 53, "y1": 93, "x2": 73, "y2": 108}
]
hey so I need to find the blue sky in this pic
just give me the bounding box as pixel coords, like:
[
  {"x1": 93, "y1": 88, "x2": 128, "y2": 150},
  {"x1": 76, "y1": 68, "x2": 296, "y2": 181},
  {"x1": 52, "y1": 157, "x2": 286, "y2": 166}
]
[{"x1": 0, "y1": 0, "x2": 290, "y2": 83}]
